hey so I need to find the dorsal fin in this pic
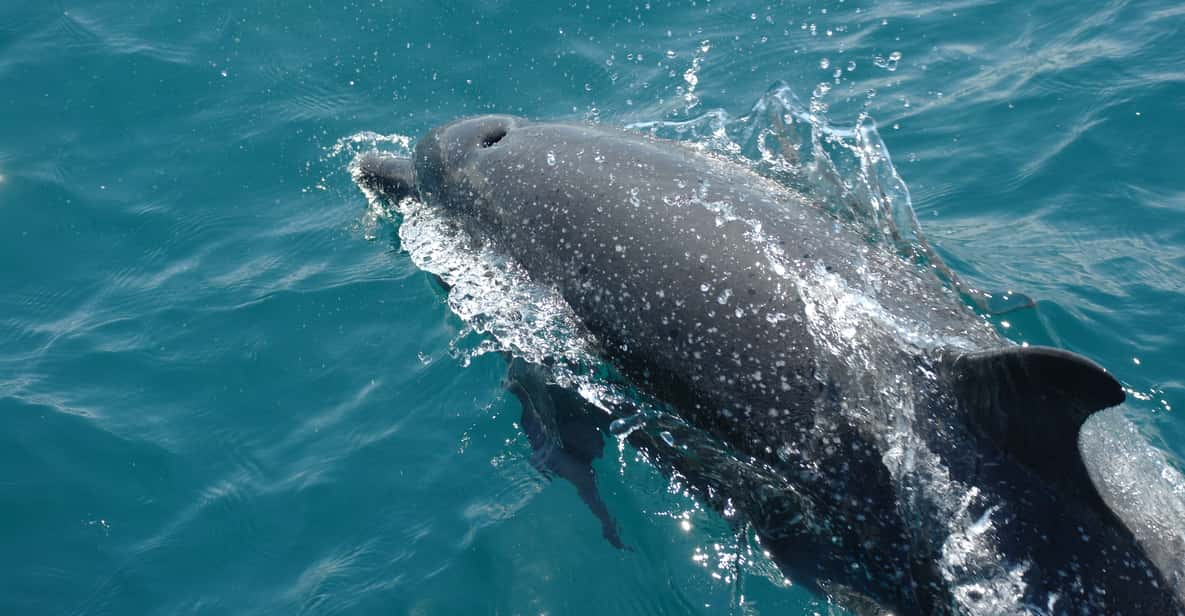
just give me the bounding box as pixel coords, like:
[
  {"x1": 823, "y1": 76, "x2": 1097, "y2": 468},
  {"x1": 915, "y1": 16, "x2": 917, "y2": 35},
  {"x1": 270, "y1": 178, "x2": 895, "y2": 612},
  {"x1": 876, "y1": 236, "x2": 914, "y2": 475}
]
[{"x1": 943, "y1": 346, "x2": 1125, "y2": 508}]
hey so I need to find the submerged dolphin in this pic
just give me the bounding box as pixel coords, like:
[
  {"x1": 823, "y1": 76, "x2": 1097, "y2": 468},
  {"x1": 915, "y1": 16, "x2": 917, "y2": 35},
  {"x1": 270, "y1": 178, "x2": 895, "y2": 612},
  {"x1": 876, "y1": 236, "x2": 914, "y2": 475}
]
[{"x1": 356, "y1": 115, "x2": 1184, "y2": 614}]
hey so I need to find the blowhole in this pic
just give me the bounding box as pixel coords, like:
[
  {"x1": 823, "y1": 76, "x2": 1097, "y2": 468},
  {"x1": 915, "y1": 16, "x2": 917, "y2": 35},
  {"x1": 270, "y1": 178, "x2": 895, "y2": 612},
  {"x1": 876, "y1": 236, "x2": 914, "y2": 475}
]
[{"x1": 479, "y1": 128, "x2": 508, "y2": 148}]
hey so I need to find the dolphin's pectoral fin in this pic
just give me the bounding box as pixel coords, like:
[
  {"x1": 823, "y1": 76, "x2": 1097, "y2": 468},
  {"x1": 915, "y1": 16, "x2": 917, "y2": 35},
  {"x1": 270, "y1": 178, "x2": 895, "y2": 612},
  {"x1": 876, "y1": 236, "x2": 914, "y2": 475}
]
[
  {"x1": 945, "y1": 345, "x2": 1125, "y2": 510},
  {"x1": 504, "y1": 358, "x2": 626, "y2": 549},
  {"x1": 354, "y1": 152, "x2": 418, "y2": 202}
]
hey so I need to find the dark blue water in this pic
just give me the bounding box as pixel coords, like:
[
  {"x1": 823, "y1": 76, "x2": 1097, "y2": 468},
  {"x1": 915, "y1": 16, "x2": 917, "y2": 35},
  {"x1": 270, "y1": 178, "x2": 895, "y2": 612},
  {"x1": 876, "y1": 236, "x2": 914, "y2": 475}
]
[{"x1": 2, "y1": 1, "x2": 1184, "y2": 614}]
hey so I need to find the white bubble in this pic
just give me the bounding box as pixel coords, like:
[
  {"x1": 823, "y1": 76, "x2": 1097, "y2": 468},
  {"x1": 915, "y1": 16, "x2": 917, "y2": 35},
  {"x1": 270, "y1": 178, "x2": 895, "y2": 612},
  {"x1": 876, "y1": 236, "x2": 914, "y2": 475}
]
[{"x1": 873, "y1": 52, "x2": 902, "y2": 72}]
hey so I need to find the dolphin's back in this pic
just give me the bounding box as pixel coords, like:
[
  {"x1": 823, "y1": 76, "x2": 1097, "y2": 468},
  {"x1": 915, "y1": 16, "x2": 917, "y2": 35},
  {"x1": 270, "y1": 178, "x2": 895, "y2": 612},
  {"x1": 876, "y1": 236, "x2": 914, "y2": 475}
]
[{"x1": 470, "y1": 124, "x2": 850, "y2": 443}]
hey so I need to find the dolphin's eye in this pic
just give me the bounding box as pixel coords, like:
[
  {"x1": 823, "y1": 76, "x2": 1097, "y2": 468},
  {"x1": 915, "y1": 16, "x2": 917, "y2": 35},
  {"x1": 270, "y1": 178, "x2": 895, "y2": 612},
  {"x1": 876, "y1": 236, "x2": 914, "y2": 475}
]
[{"x1": 479, "y1": 128, "x2": 508, "y2": 148}]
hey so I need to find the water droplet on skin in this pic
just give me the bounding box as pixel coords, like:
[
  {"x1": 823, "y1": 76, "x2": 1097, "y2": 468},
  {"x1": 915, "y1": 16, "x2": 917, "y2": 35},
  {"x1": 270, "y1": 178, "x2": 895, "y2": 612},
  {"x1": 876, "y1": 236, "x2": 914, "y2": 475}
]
[
  {"x1": 665, "y1": 49, "x2": 677, "y2": 59},
  {"x1": 610, "y1": 412, "x2": 653, "y2": 438},
  {"x1": 660, "y1": 430, "x2": 676, "y2": 446},
  {"x1": 717, "y1": 289, "x2": 733, "y2": 304},
  {"x1": 546, "y1": 151, "x2": 556, "y2": 166},
  {"x1": 819, "y1": 57, "x2": 830, "y2": 70}
]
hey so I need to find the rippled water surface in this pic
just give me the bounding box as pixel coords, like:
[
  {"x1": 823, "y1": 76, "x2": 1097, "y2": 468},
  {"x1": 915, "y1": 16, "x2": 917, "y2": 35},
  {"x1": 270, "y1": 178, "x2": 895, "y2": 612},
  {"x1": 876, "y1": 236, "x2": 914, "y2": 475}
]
[{"x1": 2, "y1": 1, "x2": 1184, "y2": 614}]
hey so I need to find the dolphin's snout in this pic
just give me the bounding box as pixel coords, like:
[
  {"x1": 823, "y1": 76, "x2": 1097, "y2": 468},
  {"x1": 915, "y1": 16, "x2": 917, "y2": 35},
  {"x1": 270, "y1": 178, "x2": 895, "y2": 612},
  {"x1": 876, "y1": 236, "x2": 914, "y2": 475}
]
[{"x1": 356, "y1": 151, "x2": 417, "y2": 202}]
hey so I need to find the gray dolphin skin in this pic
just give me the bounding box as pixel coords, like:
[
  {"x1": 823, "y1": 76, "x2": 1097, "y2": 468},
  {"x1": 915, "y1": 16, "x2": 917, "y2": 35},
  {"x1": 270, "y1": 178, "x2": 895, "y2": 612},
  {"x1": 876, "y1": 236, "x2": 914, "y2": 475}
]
[{"x1": 356, "y1": 115, "x2": 1183, "y2": 614}]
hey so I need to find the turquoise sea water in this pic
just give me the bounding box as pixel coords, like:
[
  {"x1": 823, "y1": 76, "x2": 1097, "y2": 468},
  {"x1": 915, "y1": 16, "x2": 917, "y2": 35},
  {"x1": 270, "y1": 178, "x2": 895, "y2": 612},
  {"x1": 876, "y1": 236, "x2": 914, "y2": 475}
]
[{"x1": 2, "y1": 1, "x2": 1184, "y2": 614}]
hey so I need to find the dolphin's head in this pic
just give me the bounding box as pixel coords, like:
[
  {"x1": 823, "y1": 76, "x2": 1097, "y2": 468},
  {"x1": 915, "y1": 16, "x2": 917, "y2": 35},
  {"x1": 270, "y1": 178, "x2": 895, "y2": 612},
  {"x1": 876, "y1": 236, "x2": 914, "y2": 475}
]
[
  {"x1": 353, "y1": 114, "x2": 526, "y2": 208},
  {"x1": 413, "y1": 114, "x2": 525, "y2": 210}
]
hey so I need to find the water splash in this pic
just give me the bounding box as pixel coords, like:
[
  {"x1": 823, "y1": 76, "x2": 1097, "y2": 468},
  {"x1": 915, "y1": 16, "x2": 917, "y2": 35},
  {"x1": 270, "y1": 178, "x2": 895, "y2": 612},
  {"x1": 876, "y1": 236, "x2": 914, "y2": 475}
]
[
  {"x1": 631, "y1": 82, "x2": 1034, "y2": 315},
  {"x1": 629, "y1": 83, "x2": 914, "y2": 248}
]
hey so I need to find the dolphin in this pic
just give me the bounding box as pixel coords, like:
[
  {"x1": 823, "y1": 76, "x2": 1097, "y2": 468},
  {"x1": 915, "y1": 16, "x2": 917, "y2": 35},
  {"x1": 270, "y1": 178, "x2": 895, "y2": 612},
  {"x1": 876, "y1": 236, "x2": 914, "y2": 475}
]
[{"x1": 354, "y1": 114, "x2": 1184, "y2": 614}]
